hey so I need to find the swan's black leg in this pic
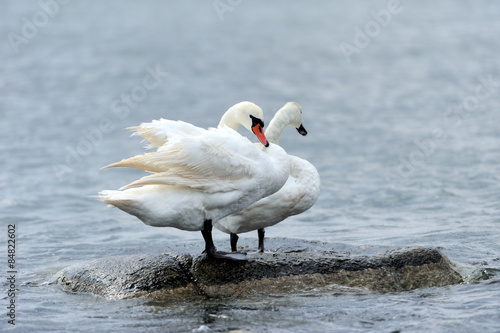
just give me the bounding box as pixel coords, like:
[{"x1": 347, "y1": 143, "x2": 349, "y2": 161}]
[
  {"x1": 230, "y1": 233, "x2": 239, "y2": 252},
  {"x1": 258, "y1": 228, "x2": 265, "y2": 253},
  {"x1": 201, "y1": 219, "x2": 217, "y2": 255},
  {"x1": 201, "y1": 220, "x2": 247, "y2": 261}
]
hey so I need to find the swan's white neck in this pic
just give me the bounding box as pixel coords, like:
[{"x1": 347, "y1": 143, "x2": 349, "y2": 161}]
[
  {"x1": 218, "y1": 108, "x2": 240, "y2": 130},
  {"x1": 218, "y1": 101, "x2": 260, "y2": 131},
  {"x1": 265, "y1": 109, "x2": 296, "y2": 145}
]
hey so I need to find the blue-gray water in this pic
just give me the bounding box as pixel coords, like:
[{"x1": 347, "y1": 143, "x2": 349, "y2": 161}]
[{"x1": 2, "y1": 1, "x2": 500, "y2": 332}]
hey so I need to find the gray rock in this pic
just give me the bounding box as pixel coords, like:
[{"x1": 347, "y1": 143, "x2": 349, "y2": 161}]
[
  {"x1": 56, "y1": 252, "x2": 197, "y2": 299},
  {"x1": 55, "y1": 240, "x2": 463, "y2": 299}
]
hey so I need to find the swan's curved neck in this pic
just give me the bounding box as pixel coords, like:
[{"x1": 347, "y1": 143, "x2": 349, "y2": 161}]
[
  {"x1": 265, "y1": 109, "x2": 293, "y2": 145},
  {"x1": 218, "y1": 108, "x2": 240, "y2": 130}
]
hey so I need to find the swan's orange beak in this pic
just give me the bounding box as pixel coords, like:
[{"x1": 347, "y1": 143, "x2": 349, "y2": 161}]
[{"x1": 252, "y1": 123, "x2": 269, "y2": 147}]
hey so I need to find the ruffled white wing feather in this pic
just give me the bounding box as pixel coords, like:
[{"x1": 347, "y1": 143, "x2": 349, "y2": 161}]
[
  {"x1": 128, "y1": 118, "x2": 206, "y2": 149},
  {"x1": 104, "y1": 124, "x2": 270, "y2": 191}
]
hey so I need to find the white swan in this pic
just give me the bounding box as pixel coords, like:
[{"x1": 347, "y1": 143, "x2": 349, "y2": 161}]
[
  {"x1": 98, "y1": 102, "x2": 290, "y2": 260},
  {"x1": 215, "y1": 102, "x2": 320, "y2": 252}
]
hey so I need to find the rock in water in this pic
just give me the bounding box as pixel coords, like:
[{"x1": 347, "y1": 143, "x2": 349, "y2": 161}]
[
  {"x1": 191, "y1": 247, "x2": 462, "y2": 296},
  {"x1": 54, "y1": 240, "x2": 463, "y2": 299},
  {"x1": 56, "y1": 253, "x2": 197, "y2": 299}
]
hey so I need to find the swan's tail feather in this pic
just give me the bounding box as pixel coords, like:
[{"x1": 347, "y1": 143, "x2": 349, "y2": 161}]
[
  {"x1": 97, "y1": 190, "x2": 151, "y2": 225},
  {"x1": 97, "y1": 190, "x2": 120, "y2": 205},
  {"x1": 97, "y1": 190, "x2": 136, "y2": 209}
]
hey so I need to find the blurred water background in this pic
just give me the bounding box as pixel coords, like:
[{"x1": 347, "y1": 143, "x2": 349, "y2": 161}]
[{"x1": 1, "y1": 0, "x2": 500, "y2": 332}]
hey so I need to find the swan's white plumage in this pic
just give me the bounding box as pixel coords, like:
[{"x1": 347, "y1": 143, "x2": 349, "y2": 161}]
[
  {"x1": 215, "y1": 102, "x2": 320, "y2": 236},
  {"x1": 98, "y1": 102, "x2": 290, "y2": 232},
  {"x1": 128, "y1": 118, "x2": 203, "y2": 149},
  {"x1": 215, "y1": 155, "x2": 320, "y2": 234},
  {"x1": 106, "y1": 125, "x2": 268, "y2": 190}
]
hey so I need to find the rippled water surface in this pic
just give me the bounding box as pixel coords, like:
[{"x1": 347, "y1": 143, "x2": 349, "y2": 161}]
[{"x1": 2, "y1": 1, "x2": 500, "y2": 332}]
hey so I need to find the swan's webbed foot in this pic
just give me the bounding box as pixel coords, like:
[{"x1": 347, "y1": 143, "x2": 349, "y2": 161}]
[{"x1": 208, "y1": 248, "x2": 247, "y2": 261}]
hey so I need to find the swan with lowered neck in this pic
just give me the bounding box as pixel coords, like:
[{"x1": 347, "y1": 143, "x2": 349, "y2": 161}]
[
  {"x1": 215, "y1": 102, "x2": 320, "y2": 252},
  {"x1": 98, "y1": 101, "x2": 290, "y2": 261}
]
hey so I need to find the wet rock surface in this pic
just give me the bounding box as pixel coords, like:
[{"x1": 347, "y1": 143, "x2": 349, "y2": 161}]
[
  {"x1": 55, "y1": 239, "x2": 463, "y2": 299},
  {"x1": 57, "y1": 253, "x2": 197, "y2": 299}
]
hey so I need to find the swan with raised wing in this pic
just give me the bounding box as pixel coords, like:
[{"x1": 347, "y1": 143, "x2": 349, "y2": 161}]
[
  {"x1": 98, "y1": 102, "x2": 290, "y2": 261},
  {"x1": 215, "y1": 102, "x2": 320, "y2": 252}
]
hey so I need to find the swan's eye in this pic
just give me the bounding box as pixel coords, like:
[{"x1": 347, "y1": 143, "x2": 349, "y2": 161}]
[{"x1": 249, "y1": 115, "x2": 265, "y2": 129}]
